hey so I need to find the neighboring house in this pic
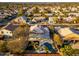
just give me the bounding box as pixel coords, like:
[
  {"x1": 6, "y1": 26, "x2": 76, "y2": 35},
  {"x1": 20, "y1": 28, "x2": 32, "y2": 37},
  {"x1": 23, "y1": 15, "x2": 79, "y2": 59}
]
[
  {"x1": 29, "y1": 24, "x2": 50, "y2": 40},
  {"x1": 0, "y1": 29, "x2": 12, "y2": 37},
  {"x1": 29, "y1": 25, "x2": 56, "y2": 53},
  {"x1": 2, "y1": 23, "x2": 19, "y2": 37},
  {"x1": 32, "y1": 17, "x2": 46, "y2": 23},
  {"x1": 70, "y1": 7, "x2": 77, "y2": 12},
  {"x1": 48, "y1": 17, "x2": 56, "y2": 24},
  {"x1": 33, "y1": 13, "x2": 42, "y2": 17},
  {"x1": 27, "y1": 7, "x2": 36, "y2": 13},
  {"x1": 71, "y1": 42, "x2": 79, "y2": 49},
  {"x1": 65, "y1": 16, "x2": 74, "y2": 22},
  {"x1": 11, "y1": 16, "x2": 26, "y2": 25},
  {"x1": 45, "y1": 13, "x2": 53, "y2": 17},
  {"x1": 68, "y1": 13, "x2": 79, "y2": 17},
  {"x1": 54, "y1": 27, "x2": 79, "y2": 41},
  {"x1": 0, "y1": 16, "x2": 27, "y2": 38}
]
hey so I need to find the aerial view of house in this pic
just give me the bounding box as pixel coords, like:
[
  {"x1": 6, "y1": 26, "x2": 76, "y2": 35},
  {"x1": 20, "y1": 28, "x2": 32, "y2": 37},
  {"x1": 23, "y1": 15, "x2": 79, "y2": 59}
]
[{"x1": 0, "y1": 2, "x2": 79, "y2": 56}]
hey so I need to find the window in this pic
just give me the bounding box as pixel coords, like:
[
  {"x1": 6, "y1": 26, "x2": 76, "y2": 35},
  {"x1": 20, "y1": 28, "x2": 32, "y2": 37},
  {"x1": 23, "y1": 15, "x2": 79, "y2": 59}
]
[
  {"x1": 1, "y1": 31, "x2": 4, "y2": 34},
  {"x1": 7, "y1": 32, "x2": 8, "y2": 33},
  {"x1": 10, "y1": 32, "x2": 12, "y2": 34}
]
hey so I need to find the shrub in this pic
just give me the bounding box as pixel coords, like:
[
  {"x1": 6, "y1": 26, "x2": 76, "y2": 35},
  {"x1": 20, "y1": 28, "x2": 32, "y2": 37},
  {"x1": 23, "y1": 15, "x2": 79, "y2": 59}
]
[
  {"x1": 0, "y1": 40, "x2": 7, "y2": 53},
  {"x1": 7, "y1": 38, "x2": 27, "y2": 54},
  {"x1": 60, "y1": 45, "x2": 79, "y2": 56}
]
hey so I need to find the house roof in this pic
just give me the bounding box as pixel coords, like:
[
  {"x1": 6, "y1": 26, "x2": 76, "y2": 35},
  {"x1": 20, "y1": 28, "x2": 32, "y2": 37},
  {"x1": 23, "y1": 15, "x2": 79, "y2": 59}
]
[
  {"x1": 0, "y1": 23, "x2": 5, "y2": 26},
  {"x1": 4, "y1": 23, "x2": 19, "y2": 31},
  {"x1": 72, "y1": 42, "x2": 79, "y2": 49},
  {"x1": 30, "y1": 25, "x2": 50, "y2": 39},
  {"x1": 55, "y1": 27, "x2": 79, "y2": 40},
  {"x1": 3, "y1": 16, "x2": 28, "y2": 31},
  {"x1": 21, "y1": 16, "x2": 27, "y2": 21}
]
